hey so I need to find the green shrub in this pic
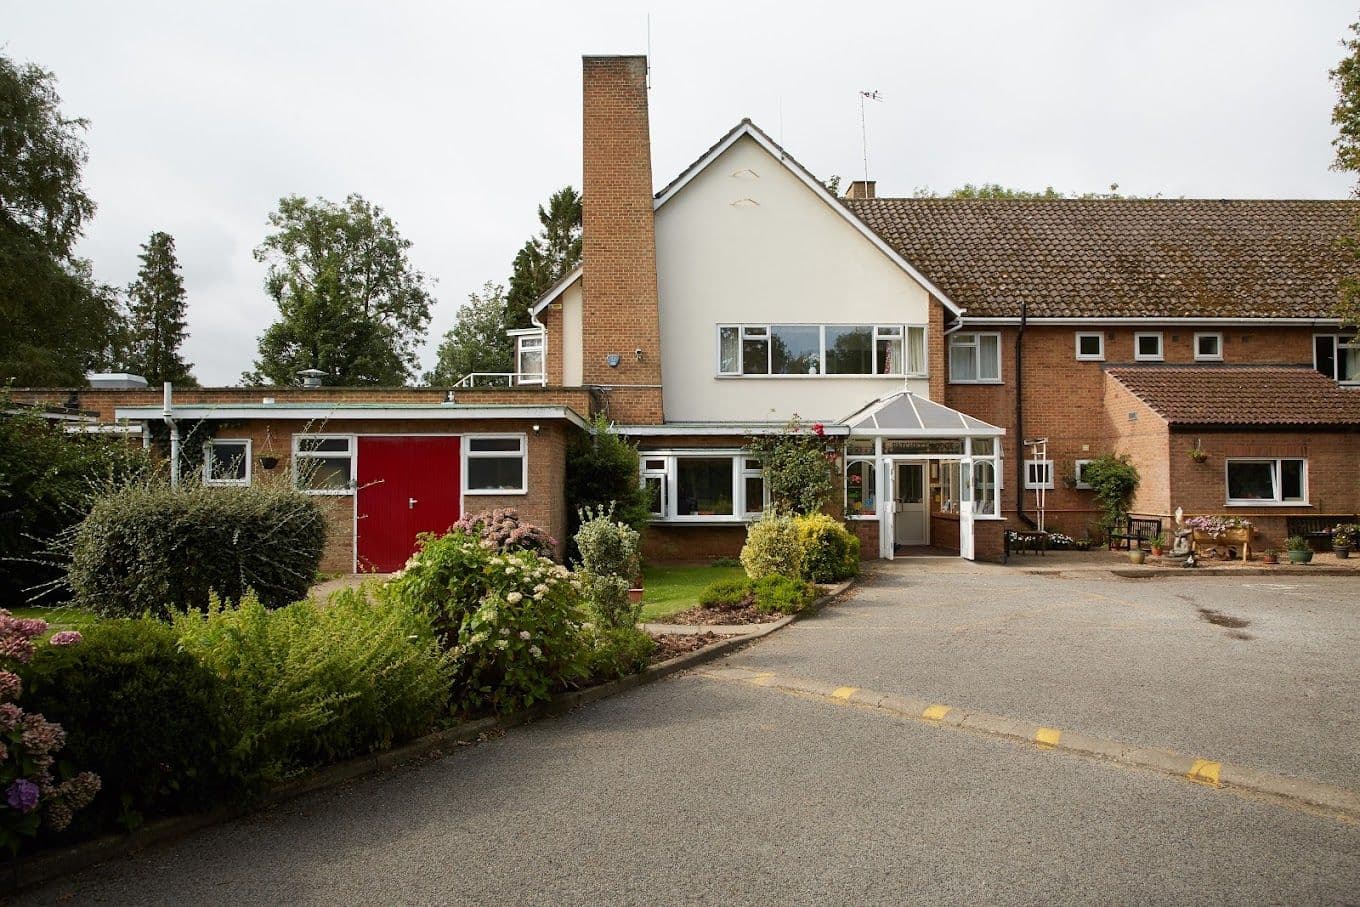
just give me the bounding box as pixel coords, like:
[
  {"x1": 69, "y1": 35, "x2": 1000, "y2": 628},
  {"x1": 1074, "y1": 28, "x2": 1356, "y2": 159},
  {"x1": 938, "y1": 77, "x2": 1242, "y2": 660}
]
[
  {"x1": 575, "y1": 505, "x2": 641, "y2": 629},
  {"x1": 67, "y1": 480, "x2": 326, "y2": 618},
  {"x1": 752, "y1": 575, "x2": 817, "y2": 614},
  {"x1": 0, "y1": 400, "x2": 151, "y2": 602},
  {"x1": 566, "y1": 414, "x2": 652, "y2": 546},
  {"x1": 740, "y1": 512, "x2": 803, "y2": 580},
  {"x1": 744, "y1": 417, "x2": 835, "y2": 515},
  {"x1": 698, "y1": 578, "x2": 754, "y2": 609},
  {"x1": 21, "y1": 619, "x2": 234, "y2": 832},
  {"x1": 710, "y1": 556, "x2": 741, "y2": 568},
  {"x1": 793, "y1": 513, "x2": 860, "y2": 582},
  {"x1": 582, "y1": 625, "x2": 656, "y2": 682},
  {"x1": 173, "y1": 589, "x2": 451, "y2": 780},
  {"x1": 1082, "y1": 455, "x2": 1140, "y2": 539}
]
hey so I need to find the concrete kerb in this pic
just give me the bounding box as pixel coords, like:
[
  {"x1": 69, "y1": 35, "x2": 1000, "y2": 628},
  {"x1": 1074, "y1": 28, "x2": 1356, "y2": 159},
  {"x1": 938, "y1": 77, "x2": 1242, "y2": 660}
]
[
  {"x1": 8, "y1": 578, "x2": 856, "y2": 894},
  {"x1": 1111, "y1": 565, "x2": 1357, "y2": 578},
  {"x1": 706, "y1": 669, "x2": 1360, "y2": 822}
]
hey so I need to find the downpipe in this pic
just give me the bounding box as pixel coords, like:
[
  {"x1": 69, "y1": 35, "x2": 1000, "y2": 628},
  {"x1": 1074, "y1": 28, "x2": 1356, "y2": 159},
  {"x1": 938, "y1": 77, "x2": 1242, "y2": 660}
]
[
  {"x1": 162, "y1": 381, "x2": 180, "y2": 488},
  {"x1": 1014, "y1": 303, "x2": 1036, "y2": 529}
]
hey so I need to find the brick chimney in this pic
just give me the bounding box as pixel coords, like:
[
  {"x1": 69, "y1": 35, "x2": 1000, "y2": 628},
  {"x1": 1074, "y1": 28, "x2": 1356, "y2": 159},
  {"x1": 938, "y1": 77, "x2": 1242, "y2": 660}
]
[
  {"x1": 580, "y1": 55, "x2": 664, "y2": 424},
  {"x1": 844, "y1": 180, "x2": 877, "y2": 199}
]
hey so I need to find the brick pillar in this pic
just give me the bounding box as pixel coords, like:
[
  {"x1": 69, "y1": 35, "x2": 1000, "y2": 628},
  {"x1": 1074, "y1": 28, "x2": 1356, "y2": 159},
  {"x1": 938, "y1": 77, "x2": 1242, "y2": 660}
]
[
  {"x1": 928, "y1": 297, "x2": 947, "y2": 402},
  {"x1": 581, "y1": 55, "x2": 664, "y2": 425}
]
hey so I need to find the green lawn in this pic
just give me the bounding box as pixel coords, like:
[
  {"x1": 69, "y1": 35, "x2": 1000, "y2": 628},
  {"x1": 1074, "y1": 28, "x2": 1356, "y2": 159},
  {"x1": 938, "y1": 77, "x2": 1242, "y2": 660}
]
[
  {"x1": 8, "y1": 605, "x2": 101, "y2": 632},
  {"x1": 638, "y1": 564, "x2": 746, "y2": 622}
]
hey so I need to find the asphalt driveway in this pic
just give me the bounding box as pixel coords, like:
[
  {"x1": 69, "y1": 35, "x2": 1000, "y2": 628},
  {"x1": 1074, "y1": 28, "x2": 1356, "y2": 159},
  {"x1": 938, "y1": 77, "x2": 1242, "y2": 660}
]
[{"x1": 19, "y1": 563, "x2": 1360, "y2": 905}]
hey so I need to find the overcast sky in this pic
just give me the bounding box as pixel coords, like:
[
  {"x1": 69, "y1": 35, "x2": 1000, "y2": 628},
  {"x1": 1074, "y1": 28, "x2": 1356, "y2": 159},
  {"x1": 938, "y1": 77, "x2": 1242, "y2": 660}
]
[{"x1": 5, "y1": 1, "x2": 1357, "y2": 385}]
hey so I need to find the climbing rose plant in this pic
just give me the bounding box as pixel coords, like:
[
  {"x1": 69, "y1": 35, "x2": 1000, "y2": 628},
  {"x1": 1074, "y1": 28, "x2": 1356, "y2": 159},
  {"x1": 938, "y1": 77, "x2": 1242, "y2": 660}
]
[
  {"x1": 744, "y1": 416, "x2": 835, "y2": 515},
  {"x1": 0, "y1": 611, "x2": 100, "y2": 852}
]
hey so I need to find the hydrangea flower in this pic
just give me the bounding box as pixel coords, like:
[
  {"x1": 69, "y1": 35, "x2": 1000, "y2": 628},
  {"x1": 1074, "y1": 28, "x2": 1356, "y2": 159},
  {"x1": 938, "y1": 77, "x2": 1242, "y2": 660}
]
[
  {"x1": 6, "y1": 779, "x2": 39, "y2": 813},
  {"x1": 506, "y1": 592, "x2": 523, "y2": 604},
  {"x1": 518, "y1": 630, "x2": 531, "y2": 640},
  {"x1": 48, "y1": 631, "x2": 82, "y2": 647}
]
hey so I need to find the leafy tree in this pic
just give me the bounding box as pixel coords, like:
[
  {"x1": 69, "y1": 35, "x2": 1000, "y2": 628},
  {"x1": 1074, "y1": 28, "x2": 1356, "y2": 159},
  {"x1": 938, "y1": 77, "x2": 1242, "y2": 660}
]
[
  {"x1": 505, "y1": 187, "x2": 582, "y2": 328},
  {"x1": 424, "y1": 282, "x2": 514, "y2": 385},
  {"x1": 0, "y1": 55, "x2": 125, "y2": 385},
  {"x1": 1082, "y1": 454, "x2": 1140, "y2": 540},
  {"x1": 245, "y1": 194, "x2": 433, "y2": 386},
  {"x1": 1330, "y1": 19, "x2": 1360, "y2": 328},
  {"x1": 126, "y1": 231, "x2": 195, "y2": 385}
]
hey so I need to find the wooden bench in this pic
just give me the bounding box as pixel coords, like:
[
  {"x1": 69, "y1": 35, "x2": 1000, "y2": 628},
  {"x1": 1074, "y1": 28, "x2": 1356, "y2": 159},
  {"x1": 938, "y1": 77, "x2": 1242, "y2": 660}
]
[
  {"x1": 1109, "y1": 517, "x2": 1162, "y2": 551},
  {"x1": 1286, "y1": 516, "x2": 1358, "y2": 544}
]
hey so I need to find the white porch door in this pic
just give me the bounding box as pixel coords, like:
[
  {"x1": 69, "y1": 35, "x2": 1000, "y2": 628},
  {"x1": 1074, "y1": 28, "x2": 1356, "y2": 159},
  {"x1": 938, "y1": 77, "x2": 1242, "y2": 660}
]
[
  {"x1": 959, "y1": 458, "x2": 975, "y2": 560},
  {"x1": 893, "y1": 462, "x2": 927, "y2": 546}
]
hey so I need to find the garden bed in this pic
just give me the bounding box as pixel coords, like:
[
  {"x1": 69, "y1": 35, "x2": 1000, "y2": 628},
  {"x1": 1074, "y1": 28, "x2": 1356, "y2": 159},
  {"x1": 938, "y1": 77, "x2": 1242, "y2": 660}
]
[
  {"x1": 655, "y1": 604, "x2": 785, "y2": 626},
  {"x1": 648, "y1": 631, "x2": 728, "y2": 661}
]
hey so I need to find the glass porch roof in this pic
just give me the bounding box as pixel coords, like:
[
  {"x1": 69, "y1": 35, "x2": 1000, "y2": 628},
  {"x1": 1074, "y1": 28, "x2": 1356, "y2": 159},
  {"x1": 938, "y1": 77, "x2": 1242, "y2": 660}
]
[{"x1": 843, "y1": 392, "x2": 1005, "y2": 437}]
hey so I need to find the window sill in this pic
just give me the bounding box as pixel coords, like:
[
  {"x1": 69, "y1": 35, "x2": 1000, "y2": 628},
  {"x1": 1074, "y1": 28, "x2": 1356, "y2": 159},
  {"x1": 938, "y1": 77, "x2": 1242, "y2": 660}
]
[
  {"x1": 301, "y1": 489, "x2": 353, "y2": 496},
  {"x1": 1194, "y1": 357, "x2": 1224, "y2": 363},
  {"x1": 973, "y1": 514, "x2": 1007, "y2": 521},
  {"x1": 1224, "y1": 501, "x2": 1310, "y2": 508},
  {"x1": 1075, "y1": 356, "x2": 1105, "y2": 362},
  {"x1": 714, "y1": 374, "x2": 919, "y2": 380},
  {"x1": 846, "y1": 514, "x2": 878, "y2": 521},
  {"x1": 948, "y1": 379, "x2": 1004, "y2": 385},
  {"x1": 650, "y1": 518, "x2": 754, "y2": 526},
  {"x1": 466, "y1": 488, "x2": 528, "y2": 496},
  {"x1": 205, "y1": 480, "x2": 250, "y2": 488}
]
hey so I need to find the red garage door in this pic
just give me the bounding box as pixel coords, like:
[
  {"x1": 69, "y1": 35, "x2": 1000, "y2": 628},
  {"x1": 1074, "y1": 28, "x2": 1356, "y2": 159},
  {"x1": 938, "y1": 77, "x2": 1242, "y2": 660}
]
[{"x1": 356, "y1": 436, "x2": 461, "y2": 573}]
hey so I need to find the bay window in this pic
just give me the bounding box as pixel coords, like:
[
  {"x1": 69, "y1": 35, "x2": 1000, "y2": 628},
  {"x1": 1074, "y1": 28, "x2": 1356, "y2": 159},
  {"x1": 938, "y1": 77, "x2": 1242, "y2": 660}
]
[
  {"x1": 640, "y1": 452, "x2": 767, "y2": 520},
  {"x1": 717, "y1": 324, "x2": 925, "y2": 377},
  {"x1": 948, "y1": 333, "x2": 1001, "y2": 383},
  {"x1": 1226, "y1": 458, "x2": 1306, "y2": 505}
]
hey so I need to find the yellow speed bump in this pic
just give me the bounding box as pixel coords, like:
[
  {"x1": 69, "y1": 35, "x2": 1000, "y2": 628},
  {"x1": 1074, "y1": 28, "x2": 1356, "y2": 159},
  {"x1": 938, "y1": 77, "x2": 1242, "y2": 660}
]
[
  {"x1": 922, "y1": 704, "x2": 952, "y2": 721},
  {"x1": 830, "y1": 686, "x2": 858, "y2": 701},
  {"x1": 1034, "y1": 727, "x2": 1062, "y2": 749},
  {"x1": 1187, "y1": 759, "x2": 1222, "y2": 786},
  {"x1": 750, "y1": 672, "x2": 776, "y2": 686}
]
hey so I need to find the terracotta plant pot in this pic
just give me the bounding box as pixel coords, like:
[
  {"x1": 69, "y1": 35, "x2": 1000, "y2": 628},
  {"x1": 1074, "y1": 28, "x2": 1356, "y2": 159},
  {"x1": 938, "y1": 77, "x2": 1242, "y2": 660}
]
[
  {"x1": 1261, "y1": 553, "x2": 1278, "y2": 565},
  {"x1": 628, "y1": 587, "x2": 644, "y2": 604},
  {"x1": 1150, "y1": 546, "x2": 1163, "y2": 557}
]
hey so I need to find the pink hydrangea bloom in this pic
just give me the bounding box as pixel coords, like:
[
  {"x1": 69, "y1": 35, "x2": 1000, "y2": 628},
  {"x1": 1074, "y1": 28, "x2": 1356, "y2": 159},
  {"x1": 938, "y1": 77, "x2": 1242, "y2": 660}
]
[{"x1": 48, "y1": 631, "x2": 82, "y2": 647}]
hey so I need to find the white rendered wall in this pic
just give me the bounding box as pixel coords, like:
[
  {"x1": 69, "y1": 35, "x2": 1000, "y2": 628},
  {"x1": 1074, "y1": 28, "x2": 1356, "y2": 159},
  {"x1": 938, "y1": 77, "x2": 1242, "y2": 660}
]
[{"x1": 654, "y1": 134, "x2": 932, "y2": 423}]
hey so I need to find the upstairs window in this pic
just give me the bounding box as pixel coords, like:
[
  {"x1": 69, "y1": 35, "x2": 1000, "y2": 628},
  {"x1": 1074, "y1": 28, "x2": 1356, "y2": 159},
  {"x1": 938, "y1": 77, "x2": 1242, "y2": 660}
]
[
  {"x1": 1315, "y1": 334, "x2": 1359, "y2": 384},
  {"x1": 1194, "y1": 332, "x2": 1223, "y2": 361},
  {"x1": 949, "y1": 332, "x2": 1001, "y2": 383},
  {"x1": 1134, "y1": 332, "x2": 1164, "y2": 361},
  {"x1": 717, "y1": 324, "x2": 925, "y2": 377},
  {"x1": 1075, "y1": 332, "x2": 1104, "y2": 361},
  {"x1": 204, "y1": 439, "x2": 251, "y2": 486},
  {"x1": 1226, "y1": 458, "x2": 1306, "y2": 505},
  {"x1": 515, "y1": 333, "x2": 545, "y2": 384}
]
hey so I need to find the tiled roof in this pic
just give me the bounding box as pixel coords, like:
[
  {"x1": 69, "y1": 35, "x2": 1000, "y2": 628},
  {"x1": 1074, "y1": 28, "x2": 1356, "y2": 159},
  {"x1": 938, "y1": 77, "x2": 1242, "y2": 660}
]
[
  {"x1": 1106, "y1": 365, "x2": 1360, "y2": 425},
  {"x1": 843, "y1": 198, "x2": 1360, "y2": 319}
]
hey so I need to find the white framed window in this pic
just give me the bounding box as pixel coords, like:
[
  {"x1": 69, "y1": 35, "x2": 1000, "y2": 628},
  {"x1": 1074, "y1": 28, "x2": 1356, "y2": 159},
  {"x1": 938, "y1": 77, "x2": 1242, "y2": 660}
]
[
  {"x1": 716, "y1": 324, "x2": 926, "y2": 377},
  {"x1": 845, "y1": 459, "x2": 876, "y2": 519},
  {"x1": 949, "y1": 332, "x2": 1002, "y2": 383},
  {"x1": 1073, "y1": 459, "x2": 1094, "y2": 490},
  {"x1": 973, "y1": 460, "x2": 997, "y2": 516},
  {"x1": 1194, "y1": 332, "x2": 1223, "y2": 362},
  {"x1": 464, "y1": 434, "x2": 527, "y2": 494},
  {"x1": 639, "y1": 452, "x2": 766, "y2": 521},
  {"x1": 204, "y1": 438, "x2": 251, "y2": 486},
  {"x1": 515, "y1": 333, "x2": 545, "y2": 385},
  {"x1": 1225, "y1": 458, "x2": 1306, "y2": 505},
  {"x1": 1134, "y1": 332, "x2": 1164, "y2": 361},
  {"x1": 1314, "y1": 334, "x2": 1360, "y2": 384},
  {"x1": 293, "y1": 435, "x2": 354, "y2": 494},
  {"x1": 1024, "y1": 459, "x2": 1054, "y2": 490},
  {"x1": 1075, "y1": 332, "x2": 1104, "y2": 361}
]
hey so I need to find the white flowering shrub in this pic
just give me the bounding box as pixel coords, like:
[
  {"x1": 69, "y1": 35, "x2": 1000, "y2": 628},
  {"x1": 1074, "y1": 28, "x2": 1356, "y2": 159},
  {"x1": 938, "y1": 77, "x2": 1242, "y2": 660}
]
[
  {"x1": 387, "y1": 531, "x2": 589, "y2": 713},
  {"x1": 573, "y1": 506, "x2": 642, "y2": 629},
  {"x1": 740, "y1": 512, "x2": 803, "y2": 580}
]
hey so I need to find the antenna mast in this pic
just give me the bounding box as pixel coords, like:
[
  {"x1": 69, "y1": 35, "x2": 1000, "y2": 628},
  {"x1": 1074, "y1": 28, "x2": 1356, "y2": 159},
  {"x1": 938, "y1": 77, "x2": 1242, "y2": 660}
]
[{"x1": 858, "y1": 90, "x2": 882, "y2": 183}]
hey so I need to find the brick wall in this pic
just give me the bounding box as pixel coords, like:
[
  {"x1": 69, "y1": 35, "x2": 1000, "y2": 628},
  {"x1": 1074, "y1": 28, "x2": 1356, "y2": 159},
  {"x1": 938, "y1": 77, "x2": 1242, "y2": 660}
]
[
  {"x1": 943, "y1": 324, "x2": 1323, "y2": 538},
  {"x1": 539, "y1": 304, "x2": 565, "y2": 385},
  {"x1": 1103, "y1": 373, "x2": 1171, "y2": 518},
  {"x1": 580, "y1": 56, "x2": 664, "y2": 425},
  {"x1": 930, "y1": 514, "x2": 960, "y2": 551}
]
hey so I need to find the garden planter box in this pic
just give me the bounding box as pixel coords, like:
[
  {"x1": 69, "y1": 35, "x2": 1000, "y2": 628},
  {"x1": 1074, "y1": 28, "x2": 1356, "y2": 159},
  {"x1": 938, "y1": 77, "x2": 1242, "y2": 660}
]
[{"x1": 1192, "y1": 528, "x2": 1251, "y2": 562}]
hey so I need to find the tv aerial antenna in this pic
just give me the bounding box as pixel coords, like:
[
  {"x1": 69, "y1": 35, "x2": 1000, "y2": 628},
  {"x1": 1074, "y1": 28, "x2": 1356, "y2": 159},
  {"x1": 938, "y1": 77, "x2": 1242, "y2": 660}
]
[{"x1": 858, "y1": 90, "x2": 883, "y2": 183}]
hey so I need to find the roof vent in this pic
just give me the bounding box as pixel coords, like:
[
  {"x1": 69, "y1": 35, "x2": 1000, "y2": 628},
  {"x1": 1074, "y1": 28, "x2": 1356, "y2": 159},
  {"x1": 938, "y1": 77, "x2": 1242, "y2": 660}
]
[
  {"x1": 86, "y1": 372, "x2": 148, "y2": 389},
  {"x1": 297, "y1": 368, "x2": 327, "y2": 389}
]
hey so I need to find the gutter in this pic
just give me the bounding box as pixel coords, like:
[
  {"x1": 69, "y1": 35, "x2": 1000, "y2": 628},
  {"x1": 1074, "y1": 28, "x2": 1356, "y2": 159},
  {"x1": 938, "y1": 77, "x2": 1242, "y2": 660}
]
[
  {"x1": 1014, "y1": 303, "x2": 1036, "y2": 529},
  {"x1": 162, "y1": 382, "x2": 180, "y2": 488}
]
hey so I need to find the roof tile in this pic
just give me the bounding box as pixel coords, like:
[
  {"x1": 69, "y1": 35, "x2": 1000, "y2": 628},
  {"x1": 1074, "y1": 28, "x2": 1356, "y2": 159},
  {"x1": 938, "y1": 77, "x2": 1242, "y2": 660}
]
[{"x1": 1106, "y1": 365, "x2": 1360, "y2": 425}]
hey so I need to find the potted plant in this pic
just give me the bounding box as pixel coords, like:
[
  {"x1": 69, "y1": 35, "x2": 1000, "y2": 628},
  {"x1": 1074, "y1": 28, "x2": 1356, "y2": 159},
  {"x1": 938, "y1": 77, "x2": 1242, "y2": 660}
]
[
  {"x1": 1333, "y1": 524, "x2": 1356, "y2": 559},
  {"x1": 1129, "y1": 547, "x2": 1146, "y2": 565},
  {"x1": 1149, "y1": 533, "x2": 1166, "y2": 557},
  {"x1": 1285, "y1": 535, "x2": 1313, "y2": 565},
  {"x1": 1260, "y1": 549, "x2": 1278, "y2": 565},
  {"x1": 1189, "y1": 447, "x2": 1209, "y2": 464}
]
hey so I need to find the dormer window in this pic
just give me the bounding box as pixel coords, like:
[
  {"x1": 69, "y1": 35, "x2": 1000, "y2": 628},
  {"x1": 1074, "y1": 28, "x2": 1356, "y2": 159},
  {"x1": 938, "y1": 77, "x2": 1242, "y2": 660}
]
[{"x1": 1315, "y1": 334, "x2": 1359, "y2": 385}]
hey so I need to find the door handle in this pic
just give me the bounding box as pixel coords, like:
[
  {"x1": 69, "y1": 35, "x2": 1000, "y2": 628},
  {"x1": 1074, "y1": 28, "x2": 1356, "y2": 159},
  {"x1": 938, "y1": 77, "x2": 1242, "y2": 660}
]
[{"x1": 408, "y1": 497, "x2": 418, "y2": 509}]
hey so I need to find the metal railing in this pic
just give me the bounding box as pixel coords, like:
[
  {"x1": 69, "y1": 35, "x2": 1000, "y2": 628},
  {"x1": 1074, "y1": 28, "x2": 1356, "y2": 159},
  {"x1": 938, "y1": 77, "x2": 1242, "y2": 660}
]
[{"x1": 451, "y1": 372, "x2": 546, "y2": 388}]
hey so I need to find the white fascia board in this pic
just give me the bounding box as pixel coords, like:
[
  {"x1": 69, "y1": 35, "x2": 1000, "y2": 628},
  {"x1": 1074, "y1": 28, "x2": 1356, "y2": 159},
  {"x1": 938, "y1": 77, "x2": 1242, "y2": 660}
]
[
  {"x1": 616, "y1": 423, "x2": 851, "y2": 437},
  {"x1": 652, "y1": 120, "x2": 964, "y2": 318},
  {"x1": 848, "y1": 426, "x2": 1006, "y2": 438},
  {"x1": 527, "y1": 266, "x2": 584, "y2": 318},
  {"x1": 506, "y1": 327, "x2": 544, "y2": 337},
  {"x1": 962, "y1": 316, "x2": 1345, "y2": 326},
  {"x1": 116, "y1": 405, "x2": 590, "y2": 430}
]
